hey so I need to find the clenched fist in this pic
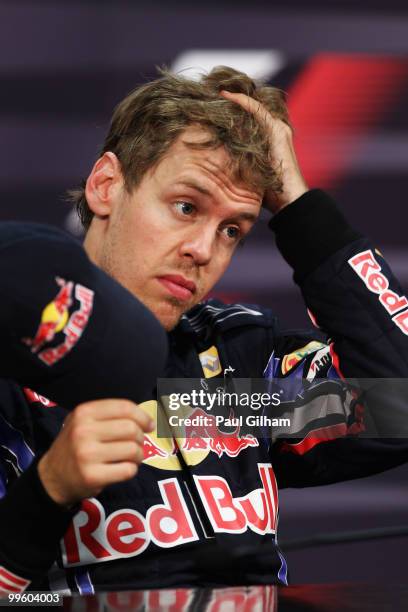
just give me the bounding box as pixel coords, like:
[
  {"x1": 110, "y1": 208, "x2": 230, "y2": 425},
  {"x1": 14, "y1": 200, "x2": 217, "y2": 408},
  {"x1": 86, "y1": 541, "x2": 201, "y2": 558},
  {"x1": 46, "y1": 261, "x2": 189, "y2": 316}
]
[{"x1": 38, "y1": 399, "x2": 154, "y2": 507}]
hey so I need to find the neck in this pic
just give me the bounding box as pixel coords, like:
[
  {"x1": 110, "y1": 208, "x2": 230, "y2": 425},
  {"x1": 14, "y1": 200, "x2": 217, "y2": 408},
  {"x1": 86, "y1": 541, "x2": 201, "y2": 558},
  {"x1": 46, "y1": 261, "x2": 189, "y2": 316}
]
[{"x1": 83, "y1": 221, "x2": 102, "y2": 267}]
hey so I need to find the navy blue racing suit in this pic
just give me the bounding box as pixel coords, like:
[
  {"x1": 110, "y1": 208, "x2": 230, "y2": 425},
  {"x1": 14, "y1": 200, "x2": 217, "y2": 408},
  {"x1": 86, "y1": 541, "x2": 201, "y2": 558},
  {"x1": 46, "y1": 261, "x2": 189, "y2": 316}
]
[{"x1": 0, "y1": 190, "x2": 407, "y2": 594}]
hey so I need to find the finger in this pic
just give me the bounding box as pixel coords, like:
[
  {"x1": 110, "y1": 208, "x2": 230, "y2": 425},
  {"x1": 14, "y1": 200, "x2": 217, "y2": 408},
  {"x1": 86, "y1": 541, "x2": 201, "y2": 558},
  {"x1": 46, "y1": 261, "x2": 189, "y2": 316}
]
[
  {"x1": 220, "y1": 90, "x2": 272, "y2": 126},
  {"x1": 97, "y1": 441, "x2": 144, "y2": 464},
  {"x1": 75, "y1": 399, "x2": 155, "y2": 431},
  {"x1": 92, "y1": 462, "x2": 140, "y2": 486},
  {"x1": 92, "y1": 420, "x2": 146, "y2": 444},
  {"x1": 132, "y1": 406, "x2": 156, "y2": 433}
]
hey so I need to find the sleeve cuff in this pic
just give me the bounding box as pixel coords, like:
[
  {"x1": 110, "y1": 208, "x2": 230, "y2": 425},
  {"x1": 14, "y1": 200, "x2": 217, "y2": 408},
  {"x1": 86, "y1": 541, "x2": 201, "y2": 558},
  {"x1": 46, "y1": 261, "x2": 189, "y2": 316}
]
[
  {"x1": 0, "y1": 459, "x2": 78, "y2": 580},
  {"x1": 269, "y1": 189, "x2": 362, "y2": 283}
]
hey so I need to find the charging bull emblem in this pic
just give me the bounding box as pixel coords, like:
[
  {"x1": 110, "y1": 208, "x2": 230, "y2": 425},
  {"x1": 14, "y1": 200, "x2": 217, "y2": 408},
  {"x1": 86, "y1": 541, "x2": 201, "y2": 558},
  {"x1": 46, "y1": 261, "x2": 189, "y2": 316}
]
[
  {"x1": 23, "y1": 277, "x2": 94, "y2": 366},
  {"x1": 24, "y1": 277, "x2": 74, "y2": 353}
]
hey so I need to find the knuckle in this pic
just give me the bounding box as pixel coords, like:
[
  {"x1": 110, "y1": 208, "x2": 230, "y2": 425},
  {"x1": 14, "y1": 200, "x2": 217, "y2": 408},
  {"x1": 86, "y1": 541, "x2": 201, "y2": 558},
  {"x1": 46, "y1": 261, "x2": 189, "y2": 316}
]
[
  {"x1": 124, "y1": 463, "x2": 138, "y2": 479},
  {"x1": 80, "y1": 467, "x2": 99, "y2": 489},
  {"x1": 71, "y1": 423, "x2": 92, "y2": 443},
  {"x1": 135, "y1": 444, "x2": 144, "y2": 464},
  {"x1": 135, "y1": 408, "x2": 150, "y2": 426},
  {"x1": 74, "y1": 402, "x2": 94, "y2": 421},
  {"x1": 75, "y1": 443, "x2": 96, "y2": 464},
  {"x1": 134, "y1": 427, "x2": 144, "y2": 444},
  {"x1": 118, "y1": 400, "x2": 137, "y2": 418},
  {"x1": 127, "y1": 420, "x2": 138, "y2": 437},
  {"x1": 128, "y1": 441, "x2": 139, "y2": 458}
]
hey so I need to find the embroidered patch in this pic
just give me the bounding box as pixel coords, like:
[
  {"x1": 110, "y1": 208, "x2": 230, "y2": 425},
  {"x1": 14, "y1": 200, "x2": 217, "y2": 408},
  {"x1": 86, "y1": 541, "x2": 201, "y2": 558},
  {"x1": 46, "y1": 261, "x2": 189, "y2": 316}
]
[{"x1": 23, "y1": 277, "x2": 94, "y2": 366}]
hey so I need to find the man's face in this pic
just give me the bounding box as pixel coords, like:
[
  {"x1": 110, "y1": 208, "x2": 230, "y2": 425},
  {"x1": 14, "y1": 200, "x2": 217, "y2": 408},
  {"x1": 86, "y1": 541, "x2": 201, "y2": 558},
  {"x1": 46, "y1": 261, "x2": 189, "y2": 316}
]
[{"x1": 97, "y1": 126, "x2": 262, "y2": 330}]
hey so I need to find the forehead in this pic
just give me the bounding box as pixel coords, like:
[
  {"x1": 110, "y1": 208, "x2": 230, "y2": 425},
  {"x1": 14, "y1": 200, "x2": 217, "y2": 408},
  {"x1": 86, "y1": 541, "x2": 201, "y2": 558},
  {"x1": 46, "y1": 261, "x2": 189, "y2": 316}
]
[
  {"x1": 161, "y1": 125, "x2": 231, "y2": 174},
  {"x1": 151, "y1": 125, "x2": 262, "y2": 201}
]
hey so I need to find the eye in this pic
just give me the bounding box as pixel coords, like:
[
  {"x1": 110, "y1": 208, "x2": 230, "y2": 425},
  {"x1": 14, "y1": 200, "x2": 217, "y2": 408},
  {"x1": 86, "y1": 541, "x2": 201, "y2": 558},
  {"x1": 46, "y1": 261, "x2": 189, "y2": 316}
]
[
  {"x1": 222, "y1": 225, "x2": 241, "y2": 242},
  {"x1": 174, "y1": 201, "x2": 195, "y2": 216}
]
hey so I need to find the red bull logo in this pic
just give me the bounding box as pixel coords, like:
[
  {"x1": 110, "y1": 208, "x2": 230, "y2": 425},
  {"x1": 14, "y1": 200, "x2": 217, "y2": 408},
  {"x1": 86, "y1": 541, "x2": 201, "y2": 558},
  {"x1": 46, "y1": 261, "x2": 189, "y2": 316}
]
[
  {"x1": 181, "y1": 435, "x2": 258, "y2": 459},
  {"x1": 139, "y1": 402, "x2": 259, "y2": 470},
  {"x1": 143, "y1": 434, "x2": 177, "y2": 461},
  {"x1": 61, "y1": 464, "x2": 278, "y2": 567},
  {"x1": 180, "y1": 408, "x2": 258, "y2": 459},
  {"x1": 23, "y1": 277, "x2": 94, "y2": 366},
  {"x1": 24, "y1": 278, "x2": 73, "y2": 353},
  {"x1": 74, "y1": 585, "x2": 276, "y2": 612},
  {"x1": 349, "y1": 249, "x2": 408, "y2": 336}
]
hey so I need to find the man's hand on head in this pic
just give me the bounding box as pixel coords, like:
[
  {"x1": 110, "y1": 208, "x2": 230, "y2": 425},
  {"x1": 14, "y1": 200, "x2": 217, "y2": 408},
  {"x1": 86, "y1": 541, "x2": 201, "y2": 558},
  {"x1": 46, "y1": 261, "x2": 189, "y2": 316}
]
[
  {"x1": 38, "y1": 399, "x2": 154, "y2": 507},
  {"x1": 220, "y1": 90, "x2": 309, "y2": 214}
]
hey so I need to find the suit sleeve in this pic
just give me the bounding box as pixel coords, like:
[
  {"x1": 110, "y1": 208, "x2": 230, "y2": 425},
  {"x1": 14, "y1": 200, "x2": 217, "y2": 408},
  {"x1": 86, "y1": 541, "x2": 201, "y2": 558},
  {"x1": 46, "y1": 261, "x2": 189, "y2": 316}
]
[
  {"x1": 268, "y1": 189, "x2": 408, "y2": 488},
  {"x1": 0, "y1": 460, "x2": 77, "y2": 591},
  {"x1": 0, "y1": 222, "x2": 169, "y2": 589}
]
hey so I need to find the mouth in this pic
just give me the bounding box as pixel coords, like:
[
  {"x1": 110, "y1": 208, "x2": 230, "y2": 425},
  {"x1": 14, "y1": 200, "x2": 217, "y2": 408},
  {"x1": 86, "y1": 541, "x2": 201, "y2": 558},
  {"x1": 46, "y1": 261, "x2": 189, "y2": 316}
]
[{"x1": 157, "y1": 275, "x2": 197, "y2": 302}]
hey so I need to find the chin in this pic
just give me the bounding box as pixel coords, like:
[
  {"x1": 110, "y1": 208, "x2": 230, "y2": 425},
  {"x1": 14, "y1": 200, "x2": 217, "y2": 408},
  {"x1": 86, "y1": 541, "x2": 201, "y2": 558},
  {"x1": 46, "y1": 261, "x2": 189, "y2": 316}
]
[
  {"x1": 156, "y1": 312, "x2": 183, "y2": 332},
  {"x1": 146, "y1": 299, "x2": 187, "y2": 332}
]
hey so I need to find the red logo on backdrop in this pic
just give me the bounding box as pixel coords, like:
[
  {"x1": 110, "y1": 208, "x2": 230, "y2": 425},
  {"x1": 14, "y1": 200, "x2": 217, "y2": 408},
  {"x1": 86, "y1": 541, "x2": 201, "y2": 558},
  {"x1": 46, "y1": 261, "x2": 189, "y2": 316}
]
[{"x1": 61, "y1": 464, "x2": 278, "y2": 567}]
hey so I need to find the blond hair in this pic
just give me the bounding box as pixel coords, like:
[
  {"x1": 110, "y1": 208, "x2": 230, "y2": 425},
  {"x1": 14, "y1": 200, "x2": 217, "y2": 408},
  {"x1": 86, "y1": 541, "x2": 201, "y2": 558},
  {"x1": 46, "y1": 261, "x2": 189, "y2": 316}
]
[{"x1": 68, "y1": 66, "x2": 290, "y2": 229}]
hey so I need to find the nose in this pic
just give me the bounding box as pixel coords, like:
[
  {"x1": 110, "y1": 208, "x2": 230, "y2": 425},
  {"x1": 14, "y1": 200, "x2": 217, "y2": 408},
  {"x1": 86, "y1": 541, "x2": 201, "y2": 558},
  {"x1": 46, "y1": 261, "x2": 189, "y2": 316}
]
[{"x1": 179, "y1": 224, "x2": 215, "y2": 266}]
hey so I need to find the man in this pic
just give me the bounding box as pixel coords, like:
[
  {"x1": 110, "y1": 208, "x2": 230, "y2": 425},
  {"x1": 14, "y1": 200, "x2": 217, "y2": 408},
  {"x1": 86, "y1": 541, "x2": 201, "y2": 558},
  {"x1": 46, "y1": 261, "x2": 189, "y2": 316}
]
[{"x1": 0, "y1": 67, "x2": 407, "y2": 594}]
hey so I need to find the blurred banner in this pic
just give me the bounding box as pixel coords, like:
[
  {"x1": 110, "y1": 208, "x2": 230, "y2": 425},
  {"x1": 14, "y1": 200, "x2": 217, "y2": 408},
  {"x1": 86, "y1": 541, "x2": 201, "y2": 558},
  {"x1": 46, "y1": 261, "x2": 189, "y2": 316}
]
[{"x1": 1, "y1": 2, "x2": 407, "y2": 326}]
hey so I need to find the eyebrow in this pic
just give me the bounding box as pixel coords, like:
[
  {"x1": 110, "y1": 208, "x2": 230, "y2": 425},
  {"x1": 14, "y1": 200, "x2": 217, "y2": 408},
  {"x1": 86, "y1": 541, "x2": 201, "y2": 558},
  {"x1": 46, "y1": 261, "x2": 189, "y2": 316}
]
[
  {"x1": 176, "y1": 180, "x2": 211, "y2": 196},
  {"x1": 176, "y1": 180, "x2": 259, "y2": 223},
  {"x1": 232, "y1": 212, "x2": 259, "y2": 223}
]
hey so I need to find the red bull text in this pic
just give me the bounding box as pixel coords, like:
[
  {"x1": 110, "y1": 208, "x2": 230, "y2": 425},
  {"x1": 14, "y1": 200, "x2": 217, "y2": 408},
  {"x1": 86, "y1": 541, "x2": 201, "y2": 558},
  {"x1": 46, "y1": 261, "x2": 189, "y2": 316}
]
[
  {"x1": 62, "y1": 464, "x2": 278, "y2": 567},
  {"x1": 23, "y1": 278, "x2": 94, "y2": 366}
]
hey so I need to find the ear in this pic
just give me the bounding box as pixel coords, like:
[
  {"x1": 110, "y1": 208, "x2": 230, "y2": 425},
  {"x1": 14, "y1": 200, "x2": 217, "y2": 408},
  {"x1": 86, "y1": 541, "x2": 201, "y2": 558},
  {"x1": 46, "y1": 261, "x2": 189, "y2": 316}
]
[{"x1": 85, "y1": 152, "x2": 124, "y2": 217}]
